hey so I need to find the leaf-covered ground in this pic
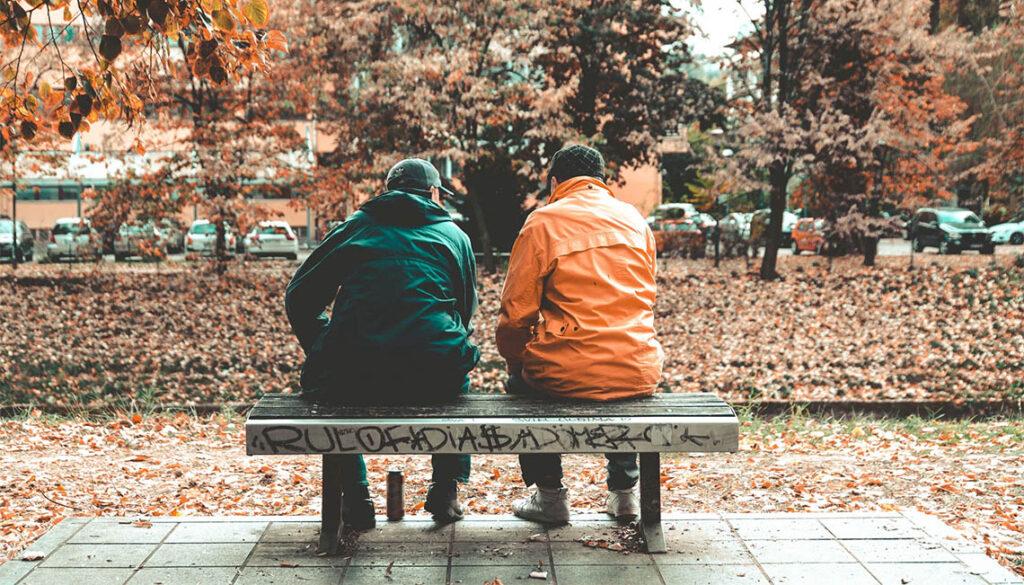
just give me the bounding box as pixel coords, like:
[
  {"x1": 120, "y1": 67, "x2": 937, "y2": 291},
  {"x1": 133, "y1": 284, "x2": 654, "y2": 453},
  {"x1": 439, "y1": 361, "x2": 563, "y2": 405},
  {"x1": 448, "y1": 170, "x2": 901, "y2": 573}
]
[
  {"x1": 0, "y1": 412, "x2": 1020, "y2": 576},
  {"x1": 1, "y1": 255, "x2": 1022, "y2": 408}
]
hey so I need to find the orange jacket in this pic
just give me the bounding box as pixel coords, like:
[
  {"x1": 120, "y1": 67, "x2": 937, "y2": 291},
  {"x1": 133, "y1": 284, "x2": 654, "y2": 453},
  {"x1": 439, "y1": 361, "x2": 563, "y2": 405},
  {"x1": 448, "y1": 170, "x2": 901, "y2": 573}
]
[{"x1": 496, "y1": 176, "x2": 664, "y2": 400}]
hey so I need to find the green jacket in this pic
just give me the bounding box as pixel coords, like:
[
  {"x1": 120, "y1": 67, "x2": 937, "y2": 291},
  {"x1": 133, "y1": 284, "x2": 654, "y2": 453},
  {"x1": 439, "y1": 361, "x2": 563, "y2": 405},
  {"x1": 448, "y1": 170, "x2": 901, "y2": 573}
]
[{"x1": 286, "y1": 191, "x2": 479, "y2": 401}]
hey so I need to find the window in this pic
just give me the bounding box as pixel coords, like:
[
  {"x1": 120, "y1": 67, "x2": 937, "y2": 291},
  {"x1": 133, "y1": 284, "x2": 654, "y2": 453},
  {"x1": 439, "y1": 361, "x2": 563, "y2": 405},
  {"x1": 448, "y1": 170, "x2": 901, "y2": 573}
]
[
  {"x1": 190, "y1": 224, "x2": 218, "y2": 234},
  {"x1": 936, "y1": 210, "x2": 981, "y2": 224},
  {"x1": 34, "y1": 25, "x2": 75, "y2": 45}
]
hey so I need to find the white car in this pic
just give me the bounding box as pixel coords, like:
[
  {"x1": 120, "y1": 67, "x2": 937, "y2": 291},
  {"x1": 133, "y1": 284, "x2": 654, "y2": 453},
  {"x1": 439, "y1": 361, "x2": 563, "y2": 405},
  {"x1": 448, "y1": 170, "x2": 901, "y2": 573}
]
[
  {"x1": 185, "y1": 219, "x2": 237, "y2": 255},
  {"x1": 244, "y1": 220, "x2": 299, "y2": 259},
  {"x1": 47, "y1": 217, "x2": 100, "y2": 261},
  {"x1": 647, "y1": 202, "x2": 698, "y2": 226},
  {"x1": 989, "y1": 219, "x2": 1024, "y2": 245}
]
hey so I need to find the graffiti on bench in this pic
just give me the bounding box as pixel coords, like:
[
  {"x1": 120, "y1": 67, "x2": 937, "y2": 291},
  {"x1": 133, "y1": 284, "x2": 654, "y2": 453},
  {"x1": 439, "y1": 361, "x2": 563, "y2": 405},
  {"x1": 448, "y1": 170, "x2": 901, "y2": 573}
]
[{"x1": 247, "y1": 421, "x2": 733, "y2": 455}]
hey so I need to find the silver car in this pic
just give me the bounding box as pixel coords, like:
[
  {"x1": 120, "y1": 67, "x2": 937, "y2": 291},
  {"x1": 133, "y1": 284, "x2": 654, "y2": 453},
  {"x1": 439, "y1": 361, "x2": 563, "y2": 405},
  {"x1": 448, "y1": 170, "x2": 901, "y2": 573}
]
[
  {"x1": 185, "y1": 220, "x2": 237, "y2": 256},
  {"x1": 47, "y1": 217, "x2": 100, "y2": 261},
  {"x1": 244, "y1": 220, "x2": 299, "y2": 259},
  {"x1": 114, "y1": 222, "x2": 166, "y2": 261}
]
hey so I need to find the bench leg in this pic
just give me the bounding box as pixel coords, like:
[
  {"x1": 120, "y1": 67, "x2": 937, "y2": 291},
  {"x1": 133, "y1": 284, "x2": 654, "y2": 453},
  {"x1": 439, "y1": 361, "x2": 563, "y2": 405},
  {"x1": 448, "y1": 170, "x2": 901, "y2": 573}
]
[
  {"x1": 639, "y1": 452, "x2": 666, "y2": 553},
  {"x1": 318, "y1": 454, "x2": 344, "y2": 555}
]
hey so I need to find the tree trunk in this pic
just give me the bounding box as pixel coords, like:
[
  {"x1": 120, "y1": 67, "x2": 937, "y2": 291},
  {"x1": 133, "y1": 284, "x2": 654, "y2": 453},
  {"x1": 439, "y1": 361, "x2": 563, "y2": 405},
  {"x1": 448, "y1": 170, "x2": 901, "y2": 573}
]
[
  {"x1": 10, "y1": 148, "x2": 18, "y2": 272},
  {"x1": 863, "y1": 236, "x2": 879, "y2": 267},
  {"x1": 759, "y1": 161, "x2": 788, "y2": 281},
  {"x1": 466, "y1": 189, "x2": 494, "y2": 273}
]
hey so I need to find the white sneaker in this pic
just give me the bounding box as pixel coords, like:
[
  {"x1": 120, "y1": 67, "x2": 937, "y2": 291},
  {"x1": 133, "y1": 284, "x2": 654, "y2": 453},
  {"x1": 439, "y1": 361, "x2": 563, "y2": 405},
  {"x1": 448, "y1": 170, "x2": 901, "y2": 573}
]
[
  {"x1": 606, "y1": 487, "x2": 640, "y2": 520},
  {"x1": 513, "y1": 486, "x2": 570, "y2": 524}
]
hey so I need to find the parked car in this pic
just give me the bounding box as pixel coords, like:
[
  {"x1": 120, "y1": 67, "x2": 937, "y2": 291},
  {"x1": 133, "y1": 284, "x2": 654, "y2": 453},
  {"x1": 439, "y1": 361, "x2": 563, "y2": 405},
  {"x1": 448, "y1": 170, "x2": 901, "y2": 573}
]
[
  {"x1": 184, "y1": 219, "x2": 237, "y2": 255},
  {"x1": 47, "y1": 217, "x2": 101, "y2": 261},
  {"x1": 0, "y1": 219, "x2": 34, "y2": 263},
  {"x1": 651, "y1": 219, "x2": 705, "y2": 258},
  {"x1": 244, "y1": 220, "x2": 299, "y2": 259},
  {"x1": 157, "y1": 218, "x2": 185, "y2": 253},
  {"x1": 988, "y1": 216, "x2": 1024, "y2": 246},
  {"x1": 906, "y1": 208, "x2": 994, "y2": 255},
  {"x1": 750, "y1": 209, "x2": 799, "y2": 245},
  {"x1": 114, "y1": 222, "x2": 166, "y2": 261},
  {"x1": 692, "y1": 212, "x2": 718, "y2": 236},
  {"x1": 716, "y1": 212, "x2": 752, "y2": 257},
  {"x1": 647, "y1": 203, "x2": 698, "y2": 226},
  {"x1": 791, "y1": 218, "x2": 827, "y2": 255}
]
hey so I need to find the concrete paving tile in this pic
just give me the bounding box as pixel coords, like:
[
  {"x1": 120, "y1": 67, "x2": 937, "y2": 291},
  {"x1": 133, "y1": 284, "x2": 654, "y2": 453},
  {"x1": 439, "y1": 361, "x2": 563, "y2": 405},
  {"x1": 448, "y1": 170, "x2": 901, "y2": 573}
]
[
  {"x1": 14, "y1": 567, "x2": 134, "y2": 585},
  {"x1": 0, "y1": 558, "x2": 37, "y2": 584},
  {"x1": 351, "y1": 521, "x2": 452, "y2": 543},
  {"x1": 821, "y1": 517, "x2": 928, "y2": 540},
  {"x1": 348, "y1": 542, "x2": 449, "y2": 567},
  {"x1": 723, "y1": 512, "x2": 901, "y2": 520},
  {"x1": 664, "y1": 519, "x2": 736, "y2": 542},
  {"x1": 549, "y1": 541, "x2": 653, "y2": 565},
  {"x1": 658, "y1": 564, "x2": 769, "y2": 584},
  {"x1": 902, "y1": 510, "x2": 965, "y2": 540},
  {"x1": 235, "y1": 566, "x2": 343, "y2": 585},
  {"x1": 343, "y1": 565, "x2": 447, "y2": 585},
  {"x1": 125, "y1": 566, "x2": 238, "y2": 585},
  {"x1": 165, "y1": 521, "x2": 268, "y2": 543},
  {"x1": 842, "y1": 539, "x2": 959, "y2": 564},
  {"x1": 940, "y1": 539, "x2": 988, "y2": 555},
  {"x1": 656, "y1": 536, "x2": 753, "y2": 564},
  {"x1": 245, "y1": 542, "x2": 347, "y2": 568},
  {"x1": 139, "y1": 516, "x2": 279, "y2": 524},
  {"x1": 745, "y1": 539, "x2": 856, "y2": 564},
  {"x1": 143, "y1": 542, "x2": 255, "y2": 567},
  {"x1": 261, "y1": 522, "x2": 321, "y2": 543},
  {"x1": 662, "y1": 513, "x2": 723, "y2": 522},
  {"x1": 761, "y1": 563, "x2": 881, "y2": 584},
  {"x1": 449, "y1": 564, "x2": 549, "y2": 584},
  {"x1": 456, "y1": 514, "x2": 523, "y2": 522},
  {"x1": 453, "y1": 521, "x2": 548, "y2": 542},
  {"x1": 70, "y1": 522, "x2": 174, "y2": 544},
  {"x1": 552, "y1": 563, "x2": 663, "y2": 585},
  {"x1": 450, "y1": 541, "x2": 547, "y2": 566},
  {"x1": 547, "y1": 520, "x2": 623, "y2": 542},
  {"x1": 38, "y1": 543, "x2": 156, "y2": 568},
  {"x1": 729, "y1": 518, "x2": 832, "y2": 540},
  {"x1": 22, "y1": 517, "x2": 90, "y2": 556},
  {"x1": 955, "y1": 553, "x2": 1024, "y2": 584},
  {"x1": 864, "y1": 562, "x2": 990, "y2": 585}
]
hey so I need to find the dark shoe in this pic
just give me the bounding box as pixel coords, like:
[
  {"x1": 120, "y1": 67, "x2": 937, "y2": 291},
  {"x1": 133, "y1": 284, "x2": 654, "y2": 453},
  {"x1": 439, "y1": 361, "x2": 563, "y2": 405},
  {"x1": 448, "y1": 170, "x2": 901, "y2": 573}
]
[
  {"x1": 342, "y1": 485, "x2": 376, "y2": 531},
  {"x1": 425, "y1": 480, "x2": 464, "y2": 523}
]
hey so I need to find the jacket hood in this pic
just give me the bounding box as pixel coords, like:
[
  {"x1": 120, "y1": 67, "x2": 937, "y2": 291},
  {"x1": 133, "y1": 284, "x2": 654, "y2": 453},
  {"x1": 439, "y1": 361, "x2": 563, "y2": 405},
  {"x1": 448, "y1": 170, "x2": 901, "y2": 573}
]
[{"x1": 360, "y1": 190, "x2": 453, "y2": 228}]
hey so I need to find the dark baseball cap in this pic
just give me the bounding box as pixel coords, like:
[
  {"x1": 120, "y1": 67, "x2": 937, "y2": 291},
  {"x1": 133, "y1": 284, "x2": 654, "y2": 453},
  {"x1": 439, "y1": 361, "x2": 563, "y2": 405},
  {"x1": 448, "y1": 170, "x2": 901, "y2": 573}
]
[
  {"x1": 385, "y1": 158, "x2": 454, "y2": 196},
  {"x1": 547, "y1": 144, "x2": 606, "y2": 183}
]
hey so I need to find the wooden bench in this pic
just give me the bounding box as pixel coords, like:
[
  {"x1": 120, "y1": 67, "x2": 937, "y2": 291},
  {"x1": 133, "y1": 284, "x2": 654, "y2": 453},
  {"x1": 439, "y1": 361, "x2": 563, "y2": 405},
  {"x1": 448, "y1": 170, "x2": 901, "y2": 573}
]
[{"x1": 245, "y1": 392, "x2": 739, "y2": 554}]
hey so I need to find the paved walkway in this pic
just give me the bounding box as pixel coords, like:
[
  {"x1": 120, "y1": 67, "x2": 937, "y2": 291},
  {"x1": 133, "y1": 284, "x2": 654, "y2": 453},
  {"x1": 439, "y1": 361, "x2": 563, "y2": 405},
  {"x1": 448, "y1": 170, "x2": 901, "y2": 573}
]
[{"x1": 1, "y1": 511, "x2": 1020, "y2": 585}]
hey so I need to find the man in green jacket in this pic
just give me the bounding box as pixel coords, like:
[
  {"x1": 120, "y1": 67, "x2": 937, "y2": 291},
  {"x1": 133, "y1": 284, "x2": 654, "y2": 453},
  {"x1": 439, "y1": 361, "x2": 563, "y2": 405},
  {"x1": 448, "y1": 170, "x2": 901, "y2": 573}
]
[{"x1": 285, "y1": 158, "x2": 480, "y2": 528}]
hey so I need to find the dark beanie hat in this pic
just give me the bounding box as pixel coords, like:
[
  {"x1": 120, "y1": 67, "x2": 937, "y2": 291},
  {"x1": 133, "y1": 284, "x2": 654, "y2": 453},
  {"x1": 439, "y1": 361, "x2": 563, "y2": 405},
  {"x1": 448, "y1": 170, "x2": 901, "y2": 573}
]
[{"x1": 547, "y1": 144, "x2": 606, "y2": 183}]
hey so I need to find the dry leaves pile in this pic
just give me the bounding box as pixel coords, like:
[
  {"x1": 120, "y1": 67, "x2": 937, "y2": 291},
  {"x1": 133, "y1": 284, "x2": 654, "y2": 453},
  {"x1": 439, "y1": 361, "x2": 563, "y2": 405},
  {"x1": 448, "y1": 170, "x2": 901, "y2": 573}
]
[
  {"x1": 1, "y1": 255, "x2": 1022, "y2": 409},
  {"x1": 0, "y1": 412, "x2": 1020, "y2": 576}
]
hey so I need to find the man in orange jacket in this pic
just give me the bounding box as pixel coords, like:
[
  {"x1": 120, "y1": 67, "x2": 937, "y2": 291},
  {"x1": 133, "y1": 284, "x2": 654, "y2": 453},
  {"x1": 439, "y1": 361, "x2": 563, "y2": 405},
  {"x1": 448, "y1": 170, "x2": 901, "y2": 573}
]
[{"x1": 497, "y1": 144, "x2": 664, "y2": 524}]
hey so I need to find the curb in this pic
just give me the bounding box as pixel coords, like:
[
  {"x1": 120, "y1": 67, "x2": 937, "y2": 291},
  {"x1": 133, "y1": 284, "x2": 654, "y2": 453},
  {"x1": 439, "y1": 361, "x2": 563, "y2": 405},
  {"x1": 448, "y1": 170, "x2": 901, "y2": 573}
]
[{"x1": 2, "y1": 398, "x2": 1022, "y2": 420}]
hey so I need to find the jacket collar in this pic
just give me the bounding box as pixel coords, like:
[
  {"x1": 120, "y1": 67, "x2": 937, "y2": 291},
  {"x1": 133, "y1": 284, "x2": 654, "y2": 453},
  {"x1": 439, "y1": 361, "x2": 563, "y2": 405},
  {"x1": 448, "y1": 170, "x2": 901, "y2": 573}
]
[{"x1": 548, "y1": 176, "x2": 616, "y2": 204}]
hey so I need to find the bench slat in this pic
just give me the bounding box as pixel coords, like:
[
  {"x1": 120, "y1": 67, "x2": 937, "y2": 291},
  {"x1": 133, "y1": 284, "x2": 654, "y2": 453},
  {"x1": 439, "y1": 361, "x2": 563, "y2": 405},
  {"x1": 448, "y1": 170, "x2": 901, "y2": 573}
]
[{"x1": 247, "y1": 393, "x2": 735, "y2": 420}]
